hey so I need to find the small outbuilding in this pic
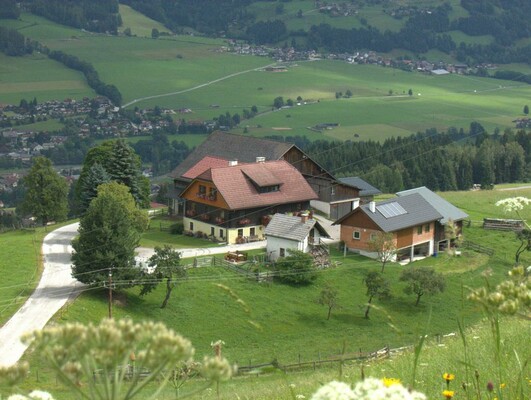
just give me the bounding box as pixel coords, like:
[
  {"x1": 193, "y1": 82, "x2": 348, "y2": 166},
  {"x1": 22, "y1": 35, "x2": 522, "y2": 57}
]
[{"x1": 265, "y1": 213, "x2": 330, "y2": 262}]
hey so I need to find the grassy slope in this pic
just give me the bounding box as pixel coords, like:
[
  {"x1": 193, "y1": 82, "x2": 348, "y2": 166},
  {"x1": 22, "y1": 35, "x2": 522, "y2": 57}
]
[
  {"x1": 6, "y1": 188, "x2": 530, "y2": 399},
  {"x1": 118, "y1": 4, "x2": 170, "y2": 38},
  {"x1": 44, "y1": 188, "x2": 531, "y2": 363},
  {"x1": 0, "y1": 223, "x2": 72, "y2": 326},
  {"x1": 0, "y1": 52, "x2": 93, "y2": 105}
]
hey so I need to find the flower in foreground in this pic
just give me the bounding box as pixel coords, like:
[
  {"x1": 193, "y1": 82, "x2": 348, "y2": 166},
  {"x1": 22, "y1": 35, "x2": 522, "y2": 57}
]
[
  {"x1": 442, "y1": 389, "x2": 454, "y2": 399},
  {"x1": 311, "y1": 378, "x2": 426, "y2": 400},
  {"x1": 382, "y1": 377, "x2": 401, "y2": 387},
  {"x1": 443, "y1": 373, "x2": 455, "y2": 383}
]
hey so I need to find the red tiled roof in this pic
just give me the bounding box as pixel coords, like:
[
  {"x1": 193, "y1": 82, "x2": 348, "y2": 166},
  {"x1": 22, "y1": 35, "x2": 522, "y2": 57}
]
[
  {"x1": 199, "y1": 160, "x2": 317, "y2": 210},
  {"x1": 181, "y1": 156, "x2": 233, "y2": 179}
]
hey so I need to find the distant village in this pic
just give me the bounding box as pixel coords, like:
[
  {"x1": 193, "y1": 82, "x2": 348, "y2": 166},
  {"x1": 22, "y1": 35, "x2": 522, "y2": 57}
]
[{"x1": 221, "y1": 41, "x2": 495, "y2": 76}]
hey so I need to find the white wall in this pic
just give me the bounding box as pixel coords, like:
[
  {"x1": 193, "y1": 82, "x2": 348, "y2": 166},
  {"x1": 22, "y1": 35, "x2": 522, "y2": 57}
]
[{"x1": 266, "y1": 236, "x2": 302, "y2": 262}]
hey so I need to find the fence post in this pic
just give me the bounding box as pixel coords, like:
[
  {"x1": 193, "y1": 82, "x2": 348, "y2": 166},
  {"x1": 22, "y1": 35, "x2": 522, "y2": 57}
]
[{"x1": 386, "y1": 345, "x2": 390, "y2": 358}]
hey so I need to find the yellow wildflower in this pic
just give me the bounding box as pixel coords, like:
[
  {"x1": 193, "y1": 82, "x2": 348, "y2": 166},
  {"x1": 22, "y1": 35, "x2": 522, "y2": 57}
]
[
  {"x1": 443, "y1": 373, "x2": 455, "y2": 383},
  {"x1": 382, "y1": 377, "x2": 401, "y2": 387},
  {"x1": 443, "y1": 389, "x2": 454, "y2": 399}
]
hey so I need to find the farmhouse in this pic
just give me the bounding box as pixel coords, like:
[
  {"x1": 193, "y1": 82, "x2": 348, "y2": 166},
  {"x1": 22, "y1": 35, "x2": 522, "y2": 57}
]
[
  {"x1": 180, "y1": 158, "x2": 317, "y2": 244},
  {"x1": 265, "y1": 213, "x2": 329, "y2": 262},
  {"x1": 169, "y1": 131, "x2": 362, "y2": 219},
  {"x1": 334, "y1": 193, "x2": 443, "y2": 263},
  {"x1": 396, "y1": 186, "x2": 468, "y2": 251},
  {"x1": 338, "y1": 176, "x2": 381, "y2": 205}
]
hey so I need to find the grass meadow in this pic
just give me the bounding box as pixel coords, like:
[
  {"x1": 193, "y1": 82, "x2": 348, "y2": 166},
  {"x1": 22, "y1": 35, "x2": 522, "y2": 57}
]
[
  {"x1": 8, "y1": 187, "x2": 528, "y2": 400},
  {"x1": 0, "y1": 52, "x2": 93, "y2": 105},
  {"x1": 1, "y1": 13, "x2": 529, "y2": 141},
  {"x1": 118, "y1": 4, "x2": 171, "y2": 38},
  {"x1": 0, "y1": 223, "x2": 72, "y2": 326}
]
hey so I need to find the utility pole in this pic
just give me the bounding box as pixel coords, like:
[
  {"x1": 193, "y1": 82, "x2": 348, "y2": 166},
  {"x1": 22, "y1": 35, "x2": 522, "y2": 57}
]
[{"x1": 108, "y1": 268, "x2": 113, "y2": 319}]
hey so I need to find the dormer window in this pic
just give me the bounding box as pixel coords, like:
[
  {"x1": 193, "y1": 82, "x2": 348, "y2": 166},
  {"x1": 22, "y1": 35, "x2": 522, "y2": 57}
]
[{"x1": 259, "y1": 185, "x2": 280, "y2": 193}]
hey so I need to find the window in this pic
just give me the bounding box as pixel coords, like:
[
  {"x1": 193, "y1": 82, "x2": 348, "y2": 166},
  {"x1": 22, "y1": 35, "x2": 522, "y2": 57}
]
[
  {"x1": 209, "y1": 187, "x2": 217, "y2": 200},
  {"x1": 370, "y1": 233, "x2": 376, "y2": 241},
  {"x1": 198, "y1": 185, "x2": 206, "y2": 194},
  {"x1": 417, "y1": 226, "x2": 422, "y2": 235},
  {"x1": 424, "y1": 224, "x2": 430, "y2": 233},
  {"x1": 220, "y1": 229, "x2": 224, "y2": 238},
  {"x1": 279, "y1": 248, "x2": 285, "y2": 257},
  {"x1": 237, "y1": 228, "x2": 243, "y2": 237},
  {"x1": 353, "y1": 231, "x2": 361, "y2": 240},
  {"x1": 258, "y1": 185, "x2": 279, "y2": 193},
  {"x1": 210, "y1": 227, "x2": 215, "y2": 236},
  {"x1": 250, "y1": 227, "x2": 256, "y2": 236},
  {"x1": 189, "y1": 222, "x2": 194, "y2": 231}
]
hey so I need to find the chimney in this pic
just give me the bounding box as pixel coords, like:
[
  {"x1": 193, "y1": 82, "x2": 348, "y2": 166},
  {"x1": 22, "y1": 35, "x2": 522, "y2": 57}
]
[
  {"x1": 300, "y1": 213, "x2": 309, "y2": 224},
  {"x1": 256, "y1": 156, "x2": 266, "y2": 163},
  {"x1": 228, "y1": 160, "x2": 238, "y2": 166},
  {"x1": 369, "y1": 201, "x2": 376, "y2": 213}
]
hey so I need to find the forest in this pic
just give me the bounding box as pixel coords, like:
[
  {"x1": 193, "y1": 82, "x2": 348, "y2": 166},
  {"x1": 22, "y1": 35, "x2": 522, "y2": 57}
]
[
  {"x1": 23, "y1": 0, "x2": 121, "y2": 33},
  {"x1": 270, "y1": 125, "x2": 531, "y2": 193}
]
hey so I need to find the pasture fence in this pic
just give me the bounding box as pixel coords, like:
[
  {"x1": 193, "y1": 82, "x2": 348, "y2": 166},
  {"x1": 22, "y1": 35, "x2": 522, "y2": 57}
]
[{"x1": 461, "y1": 240, "x2": 495, "y2": 256}]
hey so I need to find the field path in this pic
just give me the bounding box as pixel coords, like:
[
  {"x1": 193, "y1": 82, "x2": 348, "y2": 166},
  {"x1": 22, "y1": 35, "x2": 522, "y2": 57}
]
[
  {"x1": 0, "y1": 223, "x2": 83, "y2": 367},
  {"x1": 122, "y1": 62, "x2": 277, "y2": 109}
]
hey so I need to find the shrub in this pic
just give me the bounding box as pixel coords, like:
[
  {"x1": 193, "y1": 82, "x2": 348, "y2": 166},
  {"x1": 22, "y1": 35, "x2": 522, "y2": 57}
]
[
  {"x1": 170, "y1": 222, "x2": 184, "y2": 235},
  {"x1": 274, "y1": 249, "x2": 317, "y2": 285}
]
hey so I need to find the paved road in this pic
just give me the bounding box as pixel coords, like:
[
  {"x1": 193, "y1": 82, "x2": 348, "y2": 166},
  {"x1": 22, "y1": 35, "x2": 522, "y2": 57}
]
[
  {"x1": 0, "y1": 216, "x2": 339, "y2": 366},
  {"x1": 0, "y1": 223, "x2": 82, "y2": 367}
]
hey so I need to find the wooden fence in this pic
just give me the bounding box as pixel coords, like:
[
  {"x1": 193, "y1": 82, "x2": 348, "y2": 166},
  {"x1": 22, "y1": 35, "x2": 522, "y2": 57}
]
[
  {"x1": 212, "y1": 256, "x2": 274, "y2": 282},
  {"x1": 461, "y1": 240, "x2": 495, "y2": 256}
]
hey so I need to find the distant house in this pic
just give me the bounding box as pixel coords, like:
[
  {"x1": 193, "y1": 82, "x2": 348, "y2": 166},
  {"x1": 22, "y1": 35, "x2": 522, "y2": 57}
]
[
  {"x1": 334, "y1": 193, "x2": 443, "y2": 262},
  {"x1": 338, "y1": 177, "x2": 381, "y2": 205},
  {"x1": 396, "y1": 186, "x2": 468, "y2": 251},
  {"x1": 180, "y1": 158, "x2": 318, "y2": 244},
  {"x1": 265, "y1": 213, "x2": 329, "y2": 262},
  {"x1": 169, "y1": 132, "x2": 361, "y2": 219}
]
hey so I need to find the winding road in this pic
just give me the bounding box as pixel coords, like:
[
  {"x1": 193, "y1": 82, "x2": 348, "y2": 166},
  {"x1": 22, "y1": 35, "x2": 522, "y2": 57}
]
[
  {"x1": 0, "y1": 223, "x2": 82, "y2": 367},
  {"x1": 0, "y1": 223, "x2": 268, "y2": 367}
]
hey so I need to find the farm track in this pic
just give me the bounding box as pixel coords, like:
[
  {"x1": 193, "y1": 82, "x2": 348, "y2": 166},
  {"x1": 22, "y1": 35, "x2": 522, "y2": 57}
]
[{"x1": 122, "y1": 62, "x2": 278, "y2": 109}]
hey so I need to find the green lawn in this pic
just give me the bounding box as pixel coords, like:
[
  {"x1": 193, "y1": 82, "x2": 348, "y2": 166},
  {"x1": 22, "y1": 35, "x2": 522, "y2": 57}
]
[
  {"x1": 118, "y1": 4, "x2": 171, "y2": 38},
  {"x1": 0, "y1": 223, "x2": 72, "y2": 325},
  {"x1": 0, "y1": 52, "x2": 94, "y2": 105}
]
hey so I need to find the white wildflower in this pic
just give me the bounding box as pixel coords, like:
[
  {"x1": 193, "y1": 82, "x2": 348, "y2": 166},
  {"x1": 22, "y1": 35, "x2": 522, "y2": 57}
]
[
  {"x1": 29, "y1": 391, "x2": 55, "y2": 400},
  {"x1": 311, "y1": 381, "x2": 355, "y2": 400},
  {"x1": 495, "y1": 197, "x2": 531, "y2": 213},
  {"x1": 311, "y1": 378, "x2": 426, "y2": 400},
  {"x1": 296, "y1": 395, "x2": 306, "y2": 399},
  {"x1": 7, "y1": 395, "x2": 30, "y2": 400}
]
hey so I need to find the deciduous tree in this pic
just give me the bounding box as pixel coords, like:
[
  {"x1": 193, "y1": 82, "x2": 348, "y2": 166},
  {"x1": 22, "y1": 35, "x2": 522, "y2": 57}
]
[
  {"x1": 72, "y1": 182, "x2": 148, "y2": 286},
  {"x1": 367, "y1": 232, "x2": 396, "y2": 273},
  {"x1": 17, "y1": 156, "x2": 68, "y2": 226},
  {"x1": 400, "y1": 267, "x2": 445, "y2": 306},
  {"x1": 363, "y1": 271, "x2": 390, "y2": 319},
  {"x1": 140, "y1": 245, "x2": 186, "y2": 308},
  {"x1": 318, "y1": 283, "x2": 339, "y2": 320}
]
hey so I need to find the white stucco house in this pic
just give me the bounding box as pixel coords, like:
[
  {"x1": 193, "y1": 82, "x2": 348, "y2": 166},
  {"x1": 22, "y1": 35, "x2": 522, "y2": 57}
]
[{"x1": 265, "y1": 213, "x2": 330, "y2": 262}]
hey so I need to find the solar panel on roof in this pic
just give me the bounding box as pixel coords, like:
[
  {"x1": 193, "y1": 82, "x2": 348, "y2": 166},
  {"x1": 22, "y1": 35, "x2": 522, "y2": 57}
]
[{"x1": 377, "y1": 202, "x2": 407, "y2": 218}]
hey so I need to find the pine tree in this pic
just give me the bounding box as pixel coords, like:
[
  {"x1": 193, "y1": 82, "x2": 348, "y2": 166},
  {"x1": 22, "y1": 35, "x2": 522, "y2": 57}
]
[{"x1": 80, "y1": 162, "x2": 110, "y2": 212}]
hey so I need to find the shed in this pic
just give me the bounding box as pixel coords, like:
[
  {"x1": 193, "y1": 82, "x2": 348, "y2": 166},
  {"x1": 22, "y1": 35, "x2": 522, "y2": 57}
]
[{"x1": 265, "y1": 213, "x2": 329, "y2": 261}]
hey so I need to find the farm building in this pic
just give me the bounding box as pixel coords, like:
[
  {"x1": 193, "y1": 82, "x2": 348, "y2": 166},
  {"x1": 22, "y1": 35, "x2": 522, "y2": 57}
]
[
  {"x1": 168, "y1": 131, "x2": 362, "y2": 219},
  {"x1": 396, "y1": 186, "x2": 468, "y2": 251},
  {"x1": 179, "y1": 158, "x2": 317, "y2": 244},
  {"x1": 334, "y1": 193, "x2": 443, "y2": 263},
  {"x1": 265, "y1": 213, "x2": 329, "y2": 262}
]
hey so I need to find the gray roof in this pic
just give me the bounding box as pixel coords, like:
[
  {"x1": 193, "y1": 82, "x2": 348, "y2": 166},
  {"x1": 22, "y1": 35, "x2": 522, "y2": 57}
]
[
  {"x1": 358, "y1": 193, "x2": 443, "y2": 232},
  {"x1": 265, "y1": 213, "x2": 329, "y2": 242},
  {"x1": 338, "y1": 177, "x2": 381, "y2": 196},
  {"x1": 396, "y1": 186, "x2": 468, "y2": 224},
  {"x1": 170, "y1": 131, "x2": 294, "y2": 179}
]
